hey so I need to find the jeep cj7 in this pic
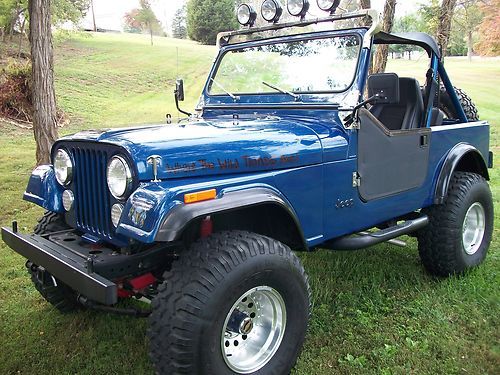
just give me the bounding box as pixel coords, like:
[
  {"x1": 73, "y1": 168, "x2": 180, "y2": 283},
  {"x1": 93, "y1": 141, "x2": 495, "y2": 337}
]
[{"x1": 2, "y1": 2, "x2": 494, "y2": 374}]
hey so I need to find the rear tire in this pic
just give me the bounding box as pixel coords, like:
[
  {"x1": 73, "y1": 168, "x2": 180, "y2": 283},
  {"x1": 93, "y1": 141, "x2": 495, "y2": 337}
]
[
  {"x1": 30, "y1": 211, "x2": 79, "y2": 312},
  {"x1": 418, "y1": 172, "x2": 493, "y2": 276},
  {"x1": 148, "y1": 231, "x2": 311, "y2": 375},
  {"x1": 439, "y1": 86, "x2": 479, "y2": 121}
]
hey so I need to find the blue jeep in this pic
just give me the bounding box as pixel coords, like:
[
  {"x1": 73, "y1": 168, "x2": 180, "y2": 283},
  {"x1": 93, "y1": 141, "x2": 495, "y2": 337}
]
[{"x1": 1, "y1": 3, "x2": 494, "y2": 374}]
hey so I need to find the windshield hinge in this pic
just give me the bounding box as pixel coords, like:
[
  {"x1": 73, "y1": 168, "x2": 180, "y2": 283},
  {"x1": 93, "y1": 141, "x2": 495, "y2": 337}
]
[{"x1": 352, "y1": 172, "x2": 361, "y2": 188}]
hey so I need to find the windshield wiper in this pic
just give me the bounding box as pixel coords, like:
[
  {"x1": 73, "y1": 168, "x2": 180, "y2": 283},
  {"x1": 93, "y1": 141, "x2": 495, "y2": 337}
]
[
  {"x1": 262, "y1": 81, "x2": 301, "y2": 101},
  {"x1": 210, "y1": 78, "x2": 239, "y2": 101}
]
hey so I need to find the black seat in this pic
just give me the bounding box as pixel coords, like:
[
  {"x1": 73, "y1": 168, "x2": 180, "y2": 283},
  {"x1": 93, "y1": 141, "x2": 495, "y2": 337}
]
[{"x1": 368, "y1": 74, "x2": 424, "y2": 130}]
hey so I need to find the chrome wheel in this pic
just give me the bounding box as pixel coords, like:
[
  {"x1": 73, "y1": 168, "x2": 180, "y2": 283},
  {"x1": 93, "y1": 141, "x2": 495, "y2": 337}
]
[
  {"x1": 221, "y1": 286, "x2": 286, "y2": 374},
  {"x1": 462, "y1": 202, "x2": 486, "y2": 255}
]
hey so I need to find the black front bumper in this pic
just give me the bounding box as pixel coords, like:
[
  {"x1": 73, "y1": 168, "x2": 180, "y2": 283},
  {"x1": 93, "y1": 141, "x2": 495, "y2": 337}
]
[{"x1": 1, "y1": 226, "x2": 117, "y2": 305}]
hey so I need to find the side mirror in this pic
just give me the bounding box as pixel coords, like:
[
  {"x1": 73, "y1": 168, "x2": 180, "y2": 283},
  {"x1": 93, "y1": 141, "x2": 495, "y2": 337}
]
[
  {"x1": 175, "y1": 79, "x2": 185, "y2": 102},
  {"x1": 367, "y1": 73, "x2": 400, "y2": 105}
]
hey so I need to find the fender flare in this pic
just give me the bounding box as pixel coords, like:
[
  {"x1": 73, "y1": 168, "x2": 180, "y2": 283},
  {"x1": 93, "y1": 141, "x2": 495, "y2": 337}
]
[
  {"x1": 434, "y1": 143, "x2": 489, "y2": 204},
  {"x1": 154, "y1": 187, "x2": 307, "y2": 249}
]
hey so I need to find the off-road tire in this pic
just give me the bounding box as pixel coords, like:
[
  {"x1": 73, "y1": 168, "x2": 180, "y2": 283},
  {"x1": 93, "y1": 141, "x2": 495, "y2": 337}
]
[
  {"x1": 148, "y1": 231, "x2": 311, "y2": 375},
  {"x1": 439, "y1": 86, "x2": 479, "y2": 121},
  {"x1": 418, "y1": 172, "x2": 493, "y2": 276},
  {"x1": 30, "y1": 211, "x2": 79, "y2": 312},
  {"x1": 30, "y1": 271, "x2": 80, "y2": 313}
]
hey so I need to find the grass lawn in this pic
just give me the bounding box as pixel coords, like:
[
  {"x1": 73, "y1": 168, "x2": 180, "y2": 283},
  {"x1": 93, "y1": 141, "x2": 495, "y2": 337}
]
[{"x1": 0, "y1": 32, "x2": 498, "y2": 374}]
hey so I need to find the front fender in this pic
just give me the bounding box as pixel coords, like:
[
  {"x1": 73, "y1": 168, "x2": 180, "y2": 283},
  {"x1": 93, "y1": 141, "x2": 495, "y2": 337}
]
[
  {"x1": 116, "y1": 181, "x2": 304, "y2": 246},
  {"x1": 23, "y1": 165, "x2": 65, "y2": 213}
]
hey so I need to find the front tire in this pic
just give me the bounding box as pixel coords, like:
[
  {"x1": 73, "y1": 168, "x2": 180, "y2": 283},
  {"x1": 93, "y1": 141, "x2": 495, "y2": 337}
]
[
  {"x1": 148, "y1": 231, "x2": 311, "y2": 375},
  {"x1": 30, "y1": 211, "x2": 79, "y2": 312},
  {"x1": 418, "y1": 172, "x2": 493, "y2": 276}
]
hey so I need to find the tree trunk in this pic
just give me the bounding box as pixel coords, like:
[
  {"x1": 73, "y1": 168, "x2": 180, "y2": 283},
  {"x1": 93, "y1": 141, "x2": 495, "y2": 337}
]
[
  {"x1": 29, "y1": 0, "x2": 59, "y2": 166},
  {"x1": 360, "y1": 0, "x2": 372, "y2": 26},
  {"x1": 437, "y1": 0, "x2": 457, "y2": 57},
  {"x1": 373, "y1": 0, "x2": 397, "y2": 74},
  {"x1": 467, "y1": 31, "x2": 473, "y2": 62},
  {"x1": 9, "y1": 0, "x2": 21, "y2": 41},
  {"x1": 150, "y1": 25, "x2": 153, "y2": 46},
  {"x1": 90, "y1": 0, "x2": 97, "y2": 31},
  {"x1": 18, "y1": 17, "x2": 26, "y2": 57}
]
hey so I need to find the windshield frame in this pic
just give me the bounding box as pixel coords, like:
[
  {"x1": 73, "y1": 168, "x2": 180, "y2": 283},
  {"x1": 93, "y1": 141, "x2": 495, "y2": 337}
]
[{"x1": 204, "y1": 29, "x2": 364, "y2": 100}]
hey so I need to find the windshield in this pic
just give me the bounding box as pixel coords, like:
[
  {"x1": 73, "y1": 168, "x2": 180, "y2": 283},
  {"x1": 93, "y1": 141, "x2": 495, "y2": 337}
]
[{"x1": 209, "y1": 34, "x2": 361, "y2": 96}]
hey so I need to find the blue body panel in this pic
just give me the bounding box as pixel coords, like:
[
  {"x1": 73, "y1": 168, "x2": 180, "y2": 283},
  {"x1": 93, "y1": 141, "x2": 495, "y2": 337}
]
[
  {"x1": 22, "y1": 28, "x2": 491, "y2": 249},
  {"x1": 24, "y1": 165, "x2": 65, "y2": 213}
]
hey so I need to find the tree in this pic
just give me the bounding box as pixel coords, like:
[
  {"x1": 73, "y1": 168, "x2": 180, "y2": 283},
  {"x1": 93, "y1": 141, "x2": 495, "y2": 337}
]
[
  {"x1": 172, "y1": 4, "x2": 187, "y2": 39},
  {"x1": 372, "y1": 0, "x2": 396, "y2": 74},
  {"x1": 436, "y1": 0, "x2": 457, "y2": 57},
  {"x1": 453, "y1": 0, "x2": 483, "y2": 61},
  {"x1": 52, "y1": 0, "x2": 90, "y2": 25},
  {"x1": 475, "y1": 0, "x2": 500, "y2": 56},
  {"x1": 28, "y1": 0, "x2": 58, "y2": 165},
  {"x1": 124, "y1": 0, "x2": 161, "y2": 45},
  {"x1": 187, "y1": 0, "x2": 237, "y2": 45},
  {"x1": 1, "y1": 0, "x2": 88, "y2": 42},
  {"x1": 391, "y1": 14, "x2": 420, "y2": 58}
]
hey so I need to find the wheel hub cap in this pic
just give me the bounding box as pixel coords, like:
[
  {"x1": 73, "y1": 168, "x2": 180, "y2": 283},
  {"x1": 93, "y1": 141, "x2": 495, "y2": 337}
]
[
  {"x1": 239, "y1": 317, "x2": 253, "y2": 335},
  {"x1": 221, "y1": 286, "x2": 286, "y2": 374},
  {"x1": 462, "y1": 202, "x2": 486, "y2": 255}
]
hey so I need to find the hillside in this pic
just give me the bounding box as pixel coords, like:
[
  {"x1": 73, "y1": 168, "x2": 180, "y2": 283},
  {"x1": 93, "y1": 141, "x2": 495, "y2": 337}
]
[{"x1": 54, "y1": 32, "x2": 216, "y2": 133}]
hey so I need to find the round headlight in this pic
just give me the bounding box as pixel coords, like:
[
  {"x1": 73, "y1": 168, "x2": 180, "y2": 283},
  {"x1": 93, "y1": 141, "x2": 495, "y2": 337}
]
[
  {"x1": 54, "y1": 149, "x2": 73, "y2": 186},
  {"x1": 62, "y1": 190, "x2": 74, "y2": 211},
  {"x1": 107, "y1": 156, "x2": 132, "y2": 199},
  {"x1": 317, "y1": 0, "x2": 340, "y2": 13},
  {"x1": 287, "y1": 0, "x2": 309, "y2": 18},
  {"x1": 111, "y1": 203, "x2": 124, "y2": 228},
  {"x1": 262, "y1": 0, "x2": 283, "y2": 23},
  {"x1": 237, "y1": 3, "x2": 257, "y2": 26}
]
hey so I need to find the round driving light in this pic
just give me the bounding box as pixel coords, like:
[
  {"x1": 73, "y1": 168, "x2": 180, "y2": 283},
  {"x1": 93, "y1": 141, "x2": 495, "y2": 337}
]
[
  {"x1": 237, "y1": 3, "x2": 257, "y2": 26},
  {"x1": 53, "y1": 149, "x2": 73, "y2": 186},
  {"x1": 107, "y1": 155, "x2": 132, "y2": 199},
  {"x1": 317, "y1": 0, "x2": 340, "y2": 13},
  {"x1": 261, "y1": 0, "x2": 283, "y2": 23},
  {"x1": 62, "y1": 190, "x2": 74, "y2": 211},
  {"x1": 287, "y1": 0, "x2": 309, "y2": 18},
  {"x1": 111, "y1": 203, "x2": 124, "y2": 228}
]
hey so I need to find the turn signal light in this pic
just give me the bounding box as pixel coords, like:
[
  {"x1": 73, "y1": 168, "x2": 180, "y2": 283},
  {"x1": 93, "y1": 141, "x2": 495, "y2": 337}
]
[{"x1": 184, "y1": 189, "x2": 217, "y2": 204}]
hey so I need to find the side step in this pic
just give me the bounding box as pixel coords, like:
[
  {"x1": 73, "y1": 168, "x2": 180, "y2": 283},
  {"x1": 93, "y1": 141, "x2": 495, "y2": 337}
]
[{"x1": 323, "y1": 215, "x2": 428, "y2": 251}]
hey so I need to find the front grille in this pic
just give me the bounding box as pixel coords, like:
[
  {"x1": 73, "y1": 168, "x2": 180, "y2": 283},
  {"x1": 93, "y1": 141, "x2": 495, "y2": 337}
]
[{"x1": 67, "y1": 145, "x2": 113, "y2": 239}]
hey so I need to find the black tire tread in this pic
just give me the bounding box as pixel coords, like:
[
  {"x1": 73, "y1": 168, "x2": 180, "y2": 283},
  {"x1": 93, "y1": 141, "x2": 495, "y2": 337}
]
[
  {"x1": 30, "y1": 272, "x2": 79, "y2": 313},
  {"x1": 30, "y1": 211, "x2": 79, "y2": 312},
  {"x1": 439, "y1": 86, "x2": 479, "y2": 121},
  {"x1": 148, "y1": 230, "x2": 311, "y2": 375},
  {"x1": 418, "y1": 172, "x2": 491, "y2": 276}
]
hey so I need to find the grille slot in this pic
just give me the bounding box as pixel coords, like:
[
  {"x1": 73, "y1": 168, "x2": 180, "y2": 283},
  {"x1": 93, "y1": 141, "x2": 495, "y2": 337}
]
[{"x1": 69, "y1": 146, "x2": 112, "y2": 239}]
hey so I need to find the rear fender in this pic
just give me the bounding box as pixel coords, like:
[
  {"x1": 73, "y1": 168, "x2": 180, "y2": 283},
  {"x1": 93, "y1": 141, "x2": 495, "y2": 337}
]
[{"x1": 434, "y1": 143, "x2": 489, "y2": 204}]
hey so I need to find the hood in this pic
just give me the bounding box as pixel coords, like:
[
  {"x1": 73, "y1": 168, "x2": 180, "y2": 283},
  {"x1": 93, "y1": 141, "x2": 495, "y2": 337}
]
[{"x1": 63, "y1": 117, "x2": 346, "y2": 181}]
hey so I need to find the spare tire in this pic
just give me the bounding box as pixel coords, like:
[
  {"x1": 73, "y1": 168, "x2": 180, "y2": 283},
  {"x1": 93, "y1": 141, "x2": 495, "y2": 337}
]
[{"x1": 439, "y1": 86, "x2": 479, "y2": 121}]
